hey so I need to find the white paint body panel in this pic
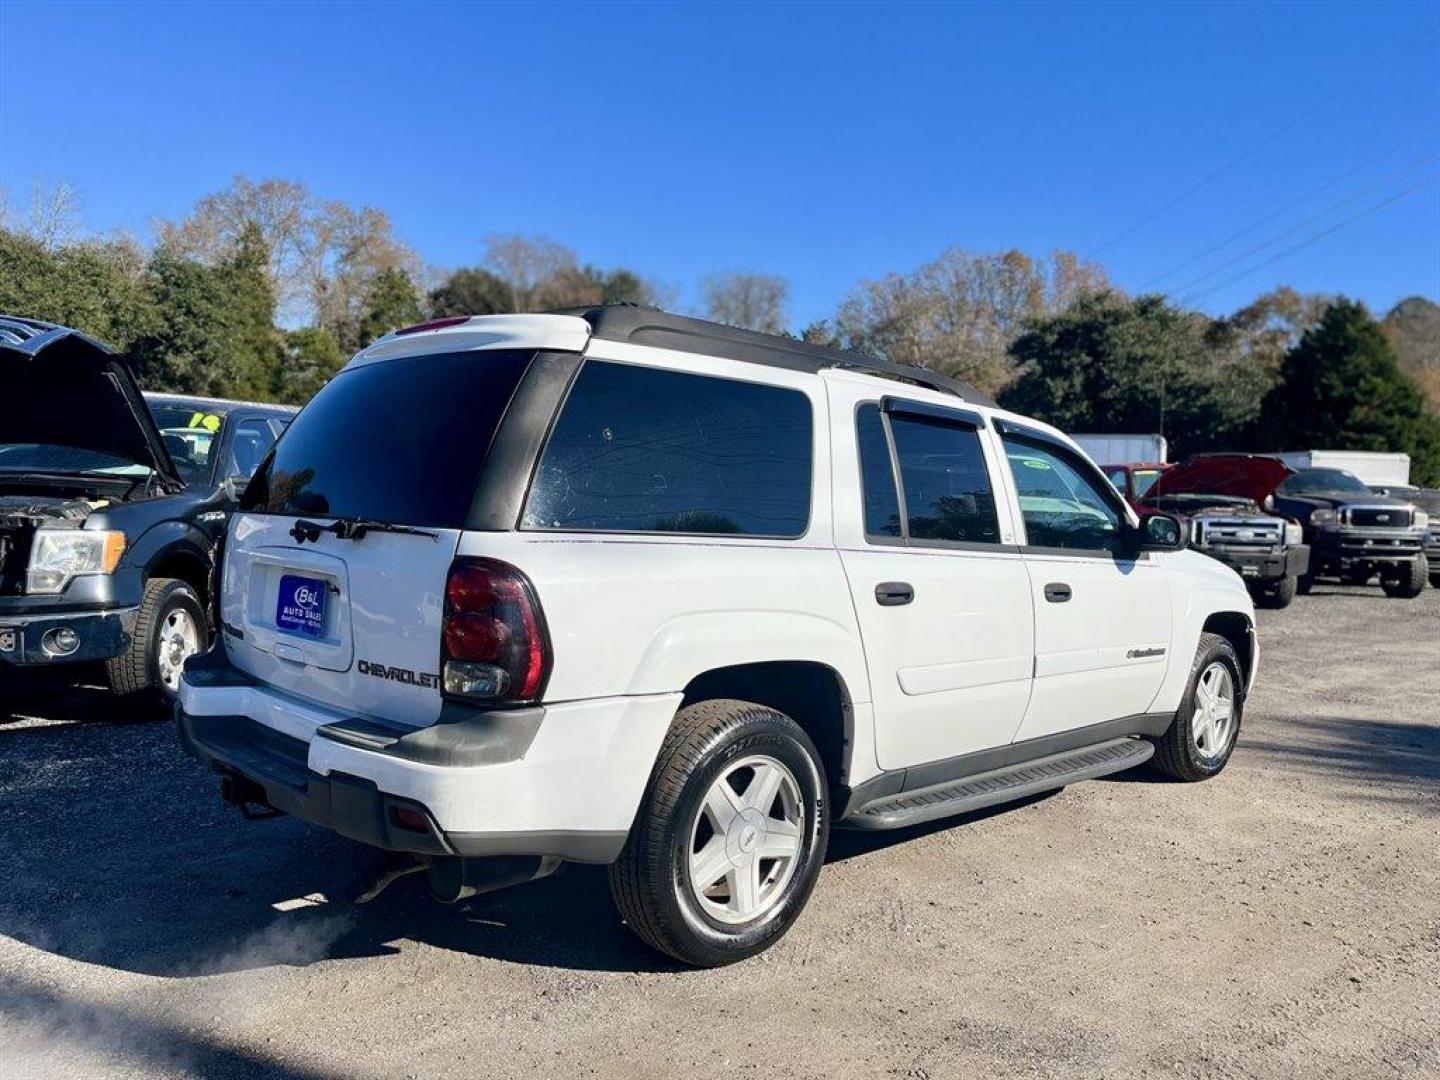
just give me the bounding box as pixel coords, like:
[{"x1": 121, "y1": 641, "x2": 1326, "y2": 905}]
[{"x1": 184, "y1": 314, "x2": 1258, "y2": 857}]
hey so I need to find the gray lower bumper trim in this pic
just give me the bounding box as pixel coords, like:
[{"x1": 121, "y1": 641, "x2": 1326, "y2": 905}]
[{"x1": 448, "y1": 830, "x2": 628, "y2": 864}]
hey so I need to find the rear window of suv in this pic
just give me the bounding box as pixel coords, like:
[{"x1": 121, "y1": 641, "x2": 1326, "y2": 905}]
[
  {"x1": 243, "y1": 350, "x2": 534, "y2": 528},
  {"x1": 522, "y1": 360, "x2": 813, "y2": 536}
]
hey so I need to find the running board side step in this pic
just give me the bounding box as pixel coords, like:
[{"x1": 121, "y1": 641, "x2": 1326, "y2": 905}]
[{"x1": 840, "y1": 737, "x2": 1154, "y2": 831}]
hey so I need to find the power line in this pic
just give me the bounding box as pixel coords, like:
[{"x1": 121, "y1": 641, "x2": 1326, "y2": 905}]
[
  {"x1": 1180, "y1": 172, "x2": 1440, "y2": 305},
  {"x1": 1084, "y1": 24, "x2": 1439, "y2": 260},
  {"x1": 1141, "y1": 120, "x2": 1440, "y2": 288},
  {"x1": 1170, "y1": 148, "x2": 1439, "y2": 299}
]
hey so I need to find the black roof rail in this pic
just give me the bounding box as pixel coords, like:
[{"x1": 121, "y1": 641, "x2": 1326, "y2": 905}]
[
  {"x1": 552, "y1": 304, "x2": 997, "y2": 408},
  {"x1": 0, "y1": 314, "x2": 112, "y2": 357}
]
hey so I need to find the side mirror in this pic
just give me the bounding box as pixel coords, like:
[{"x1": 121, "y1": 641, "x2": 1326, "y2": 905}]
[{"x1": 1134, "y1": 512, "x2": 1185, "y2": 552}]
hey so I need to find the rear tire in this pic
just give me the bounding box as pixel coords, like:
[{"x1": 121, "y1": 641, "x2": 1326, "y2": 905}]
[
  {"x1": 1295, "y1": 571, "x2": 1315, "y2": 595},
  {"x1": 106, "y1": 578, "x2": 207, "y2": 712},
  {"x1": 609, "y1": 699, "x2": 829, "y2": 967},
  {"x1": 1380, "y1": 557, "x2": 1426, "y2": 599},
  {"x1": 1150, "y1": 632, "x2": 1244, "y2": 782},
  {"x1": 1253, "y1": 574, "x2": 1297, "y2": 609}
]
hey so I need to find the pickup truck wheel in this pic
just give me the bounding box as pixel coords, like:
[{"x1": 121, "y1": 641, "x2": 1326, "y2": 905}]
[
  {"x1": 106, "y1": 578, "x2": 207, "y2": 709},
  {"x1": 609, "y1": 699, "x2": 829, "y2": 967},
  {"x1": 1253, "y1": 574, "x2": 1297, "y2": 609},
  {"x1": 1380, "y1": 556, "x2": 1426, "y2": 599},
  {"x1": 1150, "y1": 633, "x2": 1243, "y2": 782}
]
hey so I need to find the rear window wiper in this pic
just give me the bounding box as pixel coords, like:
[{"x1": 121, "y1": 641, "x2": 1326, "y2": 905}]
[{"x1": 289, "y1": 517, "x2": 439, "y2": 544}]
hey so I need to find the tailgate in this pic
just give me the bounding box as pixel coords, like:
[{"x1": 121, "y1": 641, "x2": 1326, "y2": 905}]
[{"x1": 222, "y1": 513, "x2": 461, "y2": 728}]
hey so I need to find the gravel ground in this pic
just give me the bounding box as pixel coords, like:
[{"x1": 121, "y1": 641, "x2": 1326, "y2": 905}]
[{"x1": 1, "y1": 584, "x2": 1437, "y2": 1080}]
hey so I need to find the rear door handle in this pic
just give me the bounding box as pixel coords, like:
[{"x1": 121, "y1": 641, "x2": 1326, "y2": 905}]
[
  {"x1": 875, "y1": 582, "x2": 914, "y2": 607},
  {"x1": 1044, "y1": 582, "x2": 1072, "y2": 603}
]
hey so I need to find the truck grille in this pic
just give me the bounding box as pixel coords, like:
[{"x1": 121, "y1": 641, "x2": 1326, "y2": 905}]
[
  {"x1": 1196, "y1": 518, "x2": 1283, "y2": 548},
  {"x1": 1344, "y1": 507, "x2": 1412, "y2": 528}
]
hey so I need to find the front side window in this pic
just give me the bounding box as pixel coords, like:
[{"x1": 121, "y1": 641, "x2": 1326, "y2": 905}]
[
  {"x1": 227, "y1": 419, "x2": 279, "y2": 480},
  {"x1": 1003, "y1": 437, "x2": 1122, "y2": 552},
  {"x1": 523, "y1": 361, "x2": 813, "y2": 536},
  {"x1": 1104, "y1": 467, "x2": 1129, "y2": 494}
]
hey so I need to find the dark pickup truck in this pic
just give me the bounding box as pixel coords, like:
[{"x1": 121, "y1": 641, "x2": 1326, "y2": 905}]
[
  {"x1": 1271, "y1": 467, "x2": 1429, "y2": 598},
  {"x1": 0, "y1": 316, "x2": 295, "y2": 706}
]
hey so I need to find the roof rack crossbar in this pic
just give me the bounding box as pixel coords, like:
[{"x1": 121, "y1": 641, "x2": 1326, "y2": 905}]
[{"x1": 553, "y1": 304, "x2": 997, "y2": 408}]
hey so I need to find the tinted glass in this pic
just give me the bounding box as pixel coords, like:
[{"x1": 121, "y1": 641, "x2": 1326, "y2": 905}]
[
  {"x1": 1278, "y1": 468, "x2": 1371, "y2": 495},
  {"x1": 244, "y1": 350, "x2": 534, "y2": 527},
  {"x1": 227, "y1": 419, "x2": 279, "y2": 480},
  {"x1": 856, "y1": 404, "x2": 902, "y2": 537},
  {"x1": 1104, "y1": 467, "x2": 1128, "y2": 492},
  {"x1": 1003, "y1": 438, "x2": 1121, "y2": 551},
  {"x1": 523, "y1": 361, "x2": 812, "y2": 536},
  {"x1": 152, "y1": 405, "x2": 226, "y2": 483},
  {"x1": 1132, "y1": 468, "x2": 1164, "y2": 497},
  {"x1": 889, "y1": 416, "x2": 1000, "y2": 544}
]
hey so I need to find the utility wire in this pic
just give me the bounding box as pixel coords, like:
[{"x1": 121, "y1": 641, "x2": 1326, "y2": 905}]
[
  {"x1": 1084, "y1": 24, "x2": 1439, "y2": 260},
  {"x1": 1141, "y1": 120, "x2": 1440, "y2": 288},
  {"x1": 1170, "y1": 148, "x2": 1439, "y2": 299},
  {"x1": 1180, "y1": 172, "x2": 1440, "y2": 305}
]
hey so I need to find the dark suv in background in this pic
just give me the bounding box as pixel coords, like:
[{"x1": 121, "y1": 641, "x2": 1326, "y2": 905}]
[
  {"x1": 0, "y1": 316, "x2": 295, "y2": 706},
  {"x1": 1271, "y1": 467, "x2": 1429, "y2": 597}
]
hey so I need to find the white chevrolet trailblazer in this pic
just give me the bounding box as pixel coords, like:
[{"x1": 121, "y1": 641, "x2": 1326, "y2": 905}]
[{"x1": 178, "y1": 306, "x2": 1257, "y2": 966}]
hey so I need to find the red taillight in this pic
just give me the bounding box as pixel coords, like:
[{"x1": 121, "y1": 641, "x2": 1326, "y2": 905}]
[
  {"x1": 395, "y1": 315, "x2": 472, "y2": 336},
  {"x1": 441, "y1": 560, "x2": 550, "y2": 702}
]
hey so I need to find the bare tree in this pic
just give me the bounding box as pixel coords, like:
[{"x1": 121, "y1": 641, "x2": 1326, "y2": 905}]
[
  {"x1": 156, "y1": 176, "x2": 420, "y2": 332},
  {"x1": 3, "y1": 178, "x2": 85, "y2": 249},
  {"x1": 484, "y1": 234, "x2": 580, "y2": 311},
  {"x1": 703, "y1": 272, "x2": 789, "y2": 334},
  {"x1": 837, "y1": 248, "x2": 1109, "y2": 395}
]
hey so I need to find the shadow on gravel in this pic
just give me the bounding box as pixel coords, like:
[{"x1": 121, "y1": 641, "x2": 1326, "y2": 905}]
[
  {"x1": 2, "y1": 681, "x2": 161, "y2": 727},
  {"x1": 1243, "y1": 713, "x2": 1440, "y2": 789},
  {"x1": 826, "y1": 790, "x2": 1061, "y2": 862},
  {"x1": 0, "y1": 971, "x2": 351, "y2": 1080}
]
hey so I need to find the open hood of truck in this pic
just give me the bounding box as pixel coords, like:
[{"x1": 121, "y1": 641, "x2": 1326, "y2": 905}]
[
  {"x1": 0, "y1": 321, "x2": 182, "y2": 489},
  {"x1": 1150, "y1": 454, "x2": 1293, "y2": 505}
]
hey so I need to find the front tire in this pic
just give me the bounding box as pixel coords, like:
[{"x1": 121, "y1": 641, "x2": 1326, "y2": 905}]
[
  {"x1": 1380, "y1": 557, "x2": 1426, "y2": 599},
  {"x1": 609, "y1": 699, "x2": 829, "y2": 967},
  {"x1": 1252, "y1": 573, "x2": 1297, "y2": 609},
  {"x1": 106, "y1": 578, "x2": 207, "y2": 710},
  {"x1": 1150, "y1": 632, "x2": 1244, "y2": 782}
]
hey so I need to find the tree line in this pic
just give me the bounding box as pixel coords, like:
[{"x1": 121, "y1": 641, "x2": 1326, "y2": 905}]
[{"x1": 2, "y1": 175, "x2": 1437, "y2": 483}]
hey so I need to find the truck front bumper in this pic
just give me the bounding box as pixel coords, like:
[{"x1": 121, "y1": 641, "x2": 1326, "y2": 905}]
[
  {"x1": 176, "y1": 647, "x2": 680, "y2": 864},
  {"x1": 0, "y1": 604, "x2": 139, "y2": 670},
  {"x1": 1311, "y1": 527, "x2": 1425, "y2": 567},
  {"x1": 1198, "y1": 543, "x2": 1309, "y2": 583}
]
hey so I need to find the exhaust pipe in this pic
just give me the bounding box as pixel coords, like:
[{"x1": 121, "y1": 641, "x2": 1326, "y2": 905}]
[{"x1": 426, "y1": 855, "x2": 561, "y2": 903}]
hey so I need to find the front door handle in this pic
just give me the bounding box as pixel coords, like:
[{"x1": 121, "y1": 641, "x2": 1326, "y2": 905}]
[
  {"x1": 1044, "y1": 582, "x2": 1072, "y2": 603},
  {"x1": 875, "y1": 581, "x2": 914, "y2": 607}
]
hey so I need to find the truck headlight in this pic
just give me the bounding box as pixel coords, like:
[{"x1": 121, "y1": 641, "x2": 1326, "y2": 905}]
[
  {"x1": 1284, "y1": 523, "x2": 1303, "y2": 545},
  {"x1": 1415, "y1": 510, "x2": 1429, "y2": 529},
  {"x1": 26, "y1": 530, "x2": 127, "y2": 595},
  {"x1": 1310, "y1": 509, "x2": 1337, "y2": 526}
]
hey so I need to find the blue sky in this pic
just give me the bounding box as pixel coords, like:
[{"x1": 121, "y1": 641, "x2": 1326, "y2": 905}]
[{"x1": 2, "y1": 0, "x2": 1436, "y2": 328}]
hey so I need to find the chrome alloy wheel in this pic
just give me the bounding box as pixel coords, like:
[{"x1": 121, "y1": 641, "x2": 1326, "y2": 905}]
[
  {"x1": 157, "y1": 606, "x2": 200, "y2": 693},
  {"x1": 1192, "y1": 661, "x2": 1236, "y2": 761},
  {"x1": 686, "y1": 754, "x2": 805, "y2": 926}
]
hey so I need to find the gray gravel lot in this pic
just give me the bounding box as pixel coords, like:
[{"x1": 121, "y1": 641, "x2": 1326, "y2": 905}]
[{"x1": 2, "y1": 584, "x2": 1437, "y2": 1079}]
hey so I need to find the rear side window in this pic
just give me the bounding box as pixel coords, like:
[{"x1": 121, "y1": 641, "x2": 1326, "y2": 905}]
[
  {"x1": 243, "y1": 350, "x2": 534, "y2": 528},
  {"x1": 889, "y1": 415, "x2": 1000, "y2": 544},
  {"x1": 523, "y1": 360, "x2": 812, "y2": 536},
  {"x1": 856, "y1": 404, "x2": 902, "y2": 537}
]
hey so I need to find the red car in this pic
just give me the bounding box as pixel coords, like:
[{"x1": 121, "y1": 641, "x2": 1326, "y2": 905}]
[{"x1": 1102, "y1": 462, "x2": 1171, "y2": 511}]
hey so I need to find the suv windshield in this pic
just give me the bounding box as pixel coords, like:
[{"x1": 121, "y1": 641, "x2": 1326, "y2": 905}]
[
  {"x1": 151, "y1": 406, "x2": 226, "y2": 483},
  {"x1": 1279, "y1": 468, "x2": 1371, "y2": 495},
  {"x1": 0, "y1": 443, "x2": 150, "y2": 476},
  {"x1": 243, "y1": 350, "x2": 535, "y2": 528}
]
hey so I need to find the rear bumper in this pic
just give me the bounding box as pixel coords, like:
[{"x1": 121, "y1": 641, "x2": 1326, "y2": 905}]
[
  {"x1": 1311, "y1": 527, "x2": 1424, "y2": 566},
  {"x1": 1197, "y1": 544, "x2": 1309, "y2": 582},
  {"x1": 176, "y1": 647, "x2": 680, "y2": 864},
  {"x1": 0, "y1": 605, "x2": 139, "y2": 670}
]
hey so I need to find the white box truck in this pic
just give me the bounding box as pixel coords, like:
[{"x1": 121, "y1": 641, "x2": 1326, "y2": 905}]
[
  {"x1": 1071, "y1": 433, "x2": 1168, "y2": 466},
  {"x1": 1275, "y1": 450, "x2": 1410, "y2": 488}
]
